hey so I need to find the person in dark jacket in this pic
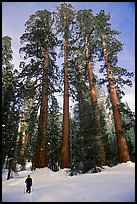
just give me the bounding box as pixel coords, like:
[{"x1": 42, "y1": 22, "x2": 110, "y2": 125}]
[{"x1": 25, "y1": 175, "x2": 32, "y2": 193}]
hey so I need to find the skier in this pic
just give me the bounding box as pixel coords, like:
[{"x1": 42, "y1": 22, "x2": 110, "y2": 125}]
[{"x1": 25, "y1": 175, "x2": 32, "y2": 193}]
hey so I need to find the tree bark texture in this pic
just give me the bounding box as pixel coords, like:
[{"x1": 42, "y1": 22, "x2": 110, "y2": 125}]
[
  {"x1": 61, "y1": 39, "x2": 70, "y2": 169},
  {"x1": 12, "y1": 100, "x2": 26, "y2": 170},
  {"x1": 19, "y1": 100, "x2": 27, "y2": 166},
  {"x1": 35, "y1": 49, "x2": 49, "y2": 168},
  {"x1": 85, "y1": 36, "x2": 106, "y2": 166},
  {"x1": 101, "y1": 36, "x2": 130, "y2": 163}
]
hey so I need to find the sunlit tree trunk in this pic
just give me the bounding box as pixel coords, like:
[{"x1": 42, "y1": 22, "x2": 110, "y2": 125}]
[
  {"x1": 101, "y1": 35, "x2": 130, "y2": 163},
  {"x1": 85, "y1": 35, "x2": 106, "y2": 166},
  {"x1": 19, "y1": 100, "x2": 26, "y2": 166},
  {"x1": 61, "y1": 39, "x2": 70, "y2": 169},
  {"x1": 77, "y1": 62, "x2": 84, "y2": 167},
  {"x1": 35, "y1": 48, "x2": 49, "y2": 168}
]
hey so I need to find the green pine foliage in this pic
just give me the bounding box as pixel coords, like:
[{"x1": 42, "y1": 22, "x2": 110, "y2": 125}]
[
  {"x1": 2, "y1": 4, "x2": 135, "y2": 176},
  {"x1": 120, "y1": 102, "x2": 135, "y2": 161},
  {"x1": 2, "y1": 36, "x2": 20, "y2": 167},
  {"x1": 47, "y1": 96, "x2": 62, "y2": 171}
]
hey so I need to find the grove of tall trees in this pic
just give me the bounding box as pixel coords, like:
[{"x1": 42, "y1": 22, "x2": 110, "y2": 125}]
[{"x1": 2, "y1": 3, "x2": 135, "y2": 179}]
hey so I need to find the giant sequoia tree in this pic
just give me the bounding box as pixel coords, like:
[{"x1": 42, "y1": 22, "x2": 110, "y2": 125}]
[
  {"x1": 3, "y1": 5, "x2": 134, "y2": 176},
  {"x1": 76, "y1": 9, "x2": 106, "y2": 166},
  {"x1": 69, "y1": 47, "x2": 93, "y2": 173},
  {"x1": 2, "y1": 36, "x2": 20, "y2": 178},
  {"x1": 55, "y1": 3, "x2": 76, "y2": 168},
  {"x1": 19, "y1": 10, "x2": 58, "y2": 168},
  {"x1": 95, "y1": 10, "x2": 133, "y2": 163}
]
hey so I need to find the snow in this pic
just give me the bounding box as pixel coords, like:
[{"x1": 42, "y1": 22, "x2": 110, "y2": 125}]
[{"x1": 2, "y1": 161, "x2": 135, "y2": 202}]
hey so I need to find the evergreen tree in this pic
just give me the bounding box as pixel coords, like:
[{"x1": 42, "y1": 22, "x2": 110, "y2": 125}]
[
  {"x1": 19, "y1": 9, "x2": 59, "y2": 168},
  {"x1": 68, "y1": 47, "x2": 96, "y2": 174},
  {"x1": 55, "y1": 3, "x2": 76, "y2": 168},
  {"x1": 96, "y1": 86, "x2": 118, "y2": 166},
  {"x1": 120, "y1": 102, "x2": 135, "y2": 161},
  {"x1": 76, "y1": 9, "x2": 106, "y2": 166},
  {"x1": 94, "y1": 10, "x2": 133, "y2": 163},
  {"x1": 3, "y1": 5, "x2": 134, "y2": 176},
  {"x1": 12, "y1": 99, "x2": 32, "y2": 170},
  {"x1": 47, "y1": 96, "x2": 62, "y2": 171},
  {"x1": 2, "y1": 36, "x2": 20, "y2": 178}
]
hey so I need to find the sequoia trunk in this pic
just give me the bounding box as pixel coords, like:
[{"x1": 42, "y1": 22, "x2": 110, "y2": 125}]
[
  {"x1": 85, "y1": 35, "x2": 106, "y2": 166},
  {"x1": 61, "y1": 39, "x2": 70, "y2": 169},
  {"x1": 101, "y1": 36, "x2": 130, "y2": 163},
  {"x1": 35, "y1": 49, "x2": 49, "y2": 168}
]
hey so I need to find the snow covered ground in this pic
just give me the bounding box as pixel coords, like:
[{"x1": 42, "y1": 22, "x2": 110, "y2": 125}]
[{"x1": 2, "y1": 161, "x2": 135, "y2": 202}]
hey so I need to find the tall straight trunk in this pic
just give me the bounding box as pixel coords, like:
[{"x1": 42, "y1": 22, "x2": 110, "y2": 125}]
[
  {"x1": 35, "y1": 48, "x2": 49, "y2": 168},
  {"x1": 77, "y1": 64, "x2": 84, "y2": 125},
  {"x1": 85, "y1": 35, "x2": 106, "y2": 166},
  {"x1": 101, "y1": 36, "x2": 130, "y2": 163},
  {"x1": 61, "y1": 39, "x2": 70, "y2": 169},
  {"x1": 77, "y1": 62, "x2": 84, "y2": 168},
  {"x1": 12, "y1": 100, "x2": 26, "y2": 170},
  {"x1": 77, "y1": 52, "x2": 84, "y2": 126},
  {"x1": 11, "y1": 119, "x2": 21, "y2": 171},
  {"x1": 19, "y1": 100, "x2": 26, "y2": 165}
]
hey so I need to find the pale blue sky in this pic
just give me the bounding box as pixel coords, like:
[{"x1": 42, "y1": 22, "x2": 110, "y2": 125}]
[{"x1": 2, "y1": 2, "x2": 135, "y2": 112}]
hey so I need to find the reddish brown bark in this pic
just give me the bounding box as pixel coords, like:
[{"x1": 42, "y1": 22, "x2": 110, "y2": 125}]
[
  {"x1": 19, "y1": 131, "x2": 27, "y2": 156},
  {"x1": 35, "y1": 48, "x2": 49, "y2": 168},
  {"x1": 12, "y1": 100, "x2": 27, "y2": 169},
  {"x1": 11, "y1": 134, "x2": 20, "y2": 171},
  {"x1": 101, "y1": 36, "x2": 130, "y2": 163},
  {"x1": 85, "y1": 36, "x2": 106, "y2": 166},
  {"x1": 77, "y1": 54, "x2": 85, "y2": 96},
  {"x1": 61, "y1": 39, "x2": 70, "y2": 169},
  {"x1": 19, "y1": 101, "x2": 26, "y2": 162}
]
